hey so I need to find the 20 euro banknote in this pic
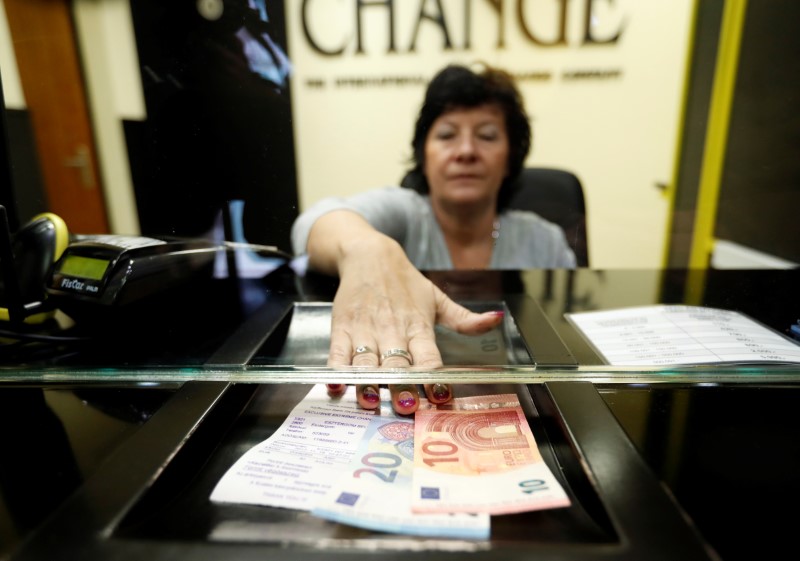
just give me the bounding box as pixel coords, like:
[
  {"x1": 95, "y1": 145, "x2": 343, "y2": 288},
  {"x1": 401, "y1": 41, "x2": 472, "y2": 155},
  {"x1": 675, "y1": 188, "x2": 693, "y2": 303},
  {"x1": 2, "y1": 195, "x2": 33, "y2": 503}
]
[{"x1": 311, "y1": 396, "x2": 490, "y2": 539}]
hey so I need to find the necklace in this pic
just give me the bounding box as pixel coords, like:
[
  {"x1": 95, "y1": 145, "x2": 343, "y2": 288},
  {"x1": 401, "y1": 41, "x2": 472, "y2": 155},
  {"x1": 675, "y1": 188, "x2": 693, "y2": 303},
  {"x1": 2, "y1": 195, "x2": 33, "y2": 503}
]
[{"x1": 491, "y1": 219, "x2": 501, "y2": 246}]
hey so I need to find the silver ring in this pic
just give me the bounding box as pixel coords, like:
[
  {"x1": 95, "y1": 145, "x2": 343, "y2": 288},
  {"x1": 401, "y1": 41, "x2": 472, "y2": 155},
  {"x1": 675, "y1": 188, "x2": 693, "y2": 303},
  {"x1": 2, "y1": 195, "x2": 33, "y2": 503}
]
[
  {"x1": 380, "y1": 348, "x2": 413, "y2": 364},
  {"x1": 352, "y1": 345, "x2": 375, "y2": 358}
]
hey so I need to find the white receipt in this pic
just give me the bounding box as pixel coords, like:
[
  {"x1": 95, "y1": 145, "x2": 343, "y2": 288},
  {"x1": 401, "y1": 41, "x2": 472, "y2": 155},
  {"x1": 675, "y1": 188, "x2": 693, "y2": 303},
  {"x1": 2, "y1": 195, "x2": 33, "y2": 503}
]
[
  {"x1": 210, "y1": 385, "x2": 376, "y2": 510},
  {"x1": 566, "y1": 305, "x2": 800, "y2": 366}
]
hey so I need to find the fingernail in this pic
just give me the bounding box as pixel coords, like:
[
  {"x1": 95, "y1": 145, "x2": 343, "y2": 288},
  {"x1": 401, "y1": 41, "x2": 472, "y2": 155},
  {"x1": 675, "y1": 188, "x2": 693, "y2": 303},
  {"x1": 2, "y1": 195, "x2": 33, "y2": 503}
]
[
  {"x1": 398, "y1": 391, "x2": 416, "y2": 409},
  {"x1": 489, "y1": 310, "x2": 505, "y2": 318},
  {"x1": 326, "y1": 384, "x2": 344, "y2": 394},
  {"x1": 432, "y1": 383, "x2": 450, "y2": 401},
  {"x1": 362, "y1": 386, "x2": 380, "y2": 404}
]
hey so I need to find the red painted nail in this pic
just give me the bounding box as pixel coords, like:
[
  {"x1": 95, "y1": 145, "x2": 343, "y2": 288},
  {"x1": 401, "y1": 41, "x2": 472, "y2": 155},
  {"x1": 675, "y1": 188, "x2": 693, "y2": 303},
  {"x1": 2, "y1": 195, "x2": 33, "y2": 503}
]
[
  {"x1": 432, "y1": 383, "x2": 450, "y2": 401},
  {"x1": 362, "y1": 386, "x2": 380, "y2": 404},
  {"x1": 326, "y1": 384, "x2": 345, "y2": 394},
  {"x1": 398, "y1": 391, "x2": 416, "y2": 409}
]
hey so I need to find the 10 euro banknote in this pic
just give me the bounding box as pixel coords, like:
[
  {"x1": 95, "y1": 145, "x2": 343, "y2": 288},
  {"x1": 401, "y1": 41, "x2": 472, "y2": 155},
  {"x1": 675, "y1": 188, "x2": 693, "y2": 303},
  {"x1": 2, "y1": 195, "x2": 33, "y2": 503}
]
[{"x1": 411, "y1": 395, "x2": 571, "y2": 515}]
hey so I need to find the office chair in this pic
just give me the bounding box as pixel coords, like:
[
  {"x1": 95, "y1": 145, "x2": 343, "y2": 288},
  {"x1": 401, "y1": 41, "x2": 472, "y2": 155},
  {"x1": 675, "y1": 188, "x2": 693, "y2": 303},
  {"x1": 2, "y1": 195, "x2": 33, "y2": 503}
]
[
  {"x1": 507, "y1": 167, "x2": 589, "y2": 267},
  {"x1": 400, "y1": 167, "x2": 589, "y2": 266}
]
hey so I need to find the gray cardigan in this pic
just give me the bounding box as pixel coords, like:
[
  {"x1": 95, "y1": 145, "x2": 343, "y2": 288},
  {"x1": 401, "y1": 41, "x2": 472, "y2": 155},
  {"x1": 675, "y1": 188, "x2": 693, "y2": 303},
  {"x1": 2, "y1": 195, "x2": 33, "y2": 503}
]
[{"x1": 291, "y1": 186, "x2": 576, "y2": 270}]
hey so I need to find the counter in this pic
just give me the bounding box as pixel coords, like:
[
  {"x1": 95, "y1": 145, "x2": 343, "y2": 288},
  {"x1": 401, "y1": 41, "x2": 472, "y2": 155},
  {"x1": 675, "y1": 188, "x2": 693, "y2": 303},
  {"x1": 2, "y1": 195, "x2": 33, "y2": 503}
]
[{"x1": 0, "y1": 267, "x2": 798, "y2": 560}]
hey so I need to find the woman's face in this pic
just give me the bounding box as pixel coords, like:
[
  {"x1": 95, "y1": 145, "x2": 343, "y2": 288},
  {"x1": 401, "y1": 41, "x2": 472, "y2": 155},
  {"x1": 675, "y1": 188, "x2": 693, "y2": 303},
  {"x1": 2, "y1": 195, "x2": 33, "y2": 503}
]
[{"x1": 423, "y1": 103, "x2": 510, "y2": 211}]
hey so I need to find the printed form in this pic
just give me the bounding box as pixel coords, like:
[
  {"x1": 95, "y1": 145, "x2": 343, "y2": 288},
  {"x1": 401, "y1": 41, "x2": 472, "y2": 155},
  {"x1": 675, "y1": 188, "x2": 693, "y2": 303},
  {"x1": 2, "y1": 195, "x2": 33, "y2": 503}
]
[
  {"x1": 566, "y1": 305, "x2": 800, "y2": 366},
  {"x1": 210, "y1": 384, "x2": 376, "y2": 510}
]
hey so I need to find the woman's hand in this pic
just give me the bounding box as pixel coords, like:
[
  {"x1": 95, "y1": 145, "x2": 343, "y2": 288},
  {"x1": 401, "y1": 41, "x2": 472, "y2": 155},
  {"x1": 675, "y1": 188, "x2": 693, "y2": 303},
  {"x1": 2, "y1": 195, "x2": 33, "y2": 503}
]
[{"x1": 307, "y1": 211, "x2": 503, "y2": 415}]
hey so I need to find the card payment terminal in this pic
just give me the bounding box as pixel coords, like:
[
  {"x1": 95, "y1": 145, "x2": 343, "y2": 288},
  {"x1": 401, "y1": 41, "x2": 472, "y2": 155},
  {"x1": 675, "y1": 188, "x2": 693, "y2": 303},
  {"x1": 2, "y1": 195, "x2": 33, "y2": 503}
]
[{"x1": 45, "y1": 235, "x2": 220, "y2": 313}]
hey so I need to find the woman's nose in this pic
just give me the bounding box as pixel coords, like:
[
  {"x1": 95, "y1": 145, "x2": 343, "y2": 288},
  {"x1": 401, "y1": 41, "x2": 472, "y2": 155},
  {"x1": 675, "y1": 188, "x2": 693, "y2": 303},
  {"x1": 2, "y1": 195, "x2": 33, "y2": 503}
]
[{"x1": 454, "y1": 135, "x2": 477, "y2": 159}]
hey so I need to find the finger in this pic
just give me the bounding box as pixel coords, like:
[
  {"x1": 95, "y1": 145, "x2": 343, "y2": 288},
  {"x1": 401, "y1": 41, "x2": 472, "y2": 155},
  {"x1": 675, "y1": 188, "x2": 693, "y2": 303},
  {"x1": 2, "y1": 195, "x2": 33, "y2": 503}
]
[
  {"x1": 356, "y1": 384, "x2": 381, "y2": 410},
  {"x1": 327, "y1": 335, "x2": 353, "y2": 367},
  {"x1": 407, "y1": 334, "x2": 443, "y2": 369},
  {"x1": 379, "y1": 346, "x2": 414, "y2": 368},
  {"x1": 390, "y1": 384, "x2": 420, "y2": 415},
  {"x1": 351, "y1": 343, "x2": 380, "y2": 367},
  {"x1": 328, "y1": 313, "x2": 366, "y2": 366},
  {"x1": 423, "y1": 383, "x2": 453, "y2": 405},
  {"x1": 403, "y1": 309, "x2": 443, "y2": 368},
  {"x1": 435, "y1": 288, "x2": 505, "y2": 335},
  {"x1": 326, "y1": 383, "x2": 347, "y2": 397}
]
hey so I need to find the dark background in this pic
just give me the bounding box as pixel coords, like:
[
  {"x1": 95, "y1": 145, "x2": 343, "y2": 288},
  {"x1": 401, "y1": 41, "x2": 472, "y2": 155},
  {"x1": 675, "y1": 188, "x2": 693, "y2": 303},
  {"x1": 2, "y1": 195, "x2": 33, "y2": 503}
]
[{"x1": 124, "y1": 0, "x2": 298, "y2": 252}]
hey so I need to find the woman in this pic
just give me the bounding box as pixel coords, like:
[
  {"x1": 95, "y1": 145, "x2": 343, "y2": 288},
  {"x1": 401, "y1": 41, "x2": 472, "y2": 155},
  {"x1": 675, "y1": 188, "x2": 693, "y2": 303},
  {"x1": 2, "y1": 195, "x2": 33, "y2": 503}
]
[{"x1": 291, "y1": 63, "x2": 576, "y2": 414}]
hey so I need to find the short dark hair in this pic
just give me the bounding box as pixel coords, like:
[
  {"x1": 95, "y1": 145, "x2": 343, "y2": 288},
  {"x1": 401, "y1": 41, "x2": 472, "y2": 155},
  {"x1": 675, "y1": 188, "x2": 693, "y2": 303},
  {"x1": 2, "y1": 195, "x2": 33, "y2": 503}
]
[{"x1": 403, "y1": 64, "x2": 531, "y2": 211}]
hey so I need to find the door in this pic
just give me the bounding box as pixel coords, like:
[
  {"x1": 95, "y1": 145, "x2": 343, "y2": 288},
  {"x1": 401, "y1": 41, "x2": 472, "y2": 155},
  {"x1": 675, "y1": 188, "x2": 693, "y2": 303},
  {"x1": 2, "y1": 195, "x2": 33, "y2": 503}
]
[{"x1": 4, "y1": 0, "x2": 109, "y2": 234}]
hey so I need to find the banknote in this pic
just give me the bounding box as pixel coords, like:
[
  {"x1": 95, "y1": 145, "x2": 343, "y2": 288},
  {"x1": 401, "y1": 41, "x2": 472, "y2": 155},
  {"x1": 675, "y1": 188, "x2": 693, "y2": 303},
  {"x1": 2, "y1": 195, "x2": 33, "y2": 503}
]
[
  {"x1": 311, "y1": 396, "x2": 490, "y2": 539},
  {"x1": 411, "y1": 395, "x2": 571, "y2": 515},
  {"x1": 210, "y1": 384, "x2": 377, "y2": 510}
]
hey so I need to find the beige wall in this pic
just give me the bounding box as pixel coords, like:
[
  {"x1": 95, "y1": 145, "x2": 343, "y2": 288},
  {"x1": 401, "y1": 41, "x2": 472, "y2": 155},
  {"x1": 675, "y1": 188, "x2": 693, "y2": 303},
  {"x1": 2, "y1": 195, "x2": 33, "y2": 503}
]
[
  {"x1": 0, "y1": 0, "x2": 24, "y2": 108},
  {"x1": 72, "y1": 0, "x2": 144, "y2": 234}
]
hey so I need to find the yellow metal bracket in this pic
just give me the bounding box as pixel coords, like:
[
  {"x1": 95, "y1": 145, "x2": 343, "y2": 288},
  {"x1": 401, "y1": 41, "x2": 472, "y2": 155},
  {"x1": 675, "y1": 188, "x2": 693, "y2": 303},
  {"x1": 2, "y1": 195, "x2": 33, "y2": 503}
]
[{"x1": 686, "y1": 0, "x2": 748, "y2": 303}]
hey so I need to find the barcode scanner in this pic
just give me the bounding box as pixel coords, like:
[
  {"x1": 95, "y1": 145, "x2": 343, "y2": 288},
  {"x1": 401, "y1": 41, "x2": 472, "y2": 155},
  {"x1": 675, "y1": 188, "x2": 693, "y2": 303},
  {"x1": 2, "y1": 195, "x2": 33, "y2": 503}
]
[{"x1": 0, "y1": 211, "x2": 69, "y2": 323}]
